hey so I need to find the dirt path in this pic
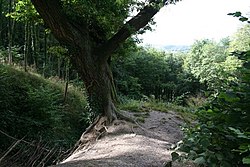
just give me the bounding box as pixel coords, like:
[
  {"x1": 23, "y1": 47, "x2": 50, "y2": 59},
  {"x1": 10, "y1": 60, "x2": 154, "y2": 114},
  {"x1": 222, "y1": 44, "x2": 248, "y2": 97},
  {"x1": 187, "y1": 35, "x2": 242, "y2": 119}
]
[{"x1": 54, "y1": 110, "x2": 189, "y2": 167}]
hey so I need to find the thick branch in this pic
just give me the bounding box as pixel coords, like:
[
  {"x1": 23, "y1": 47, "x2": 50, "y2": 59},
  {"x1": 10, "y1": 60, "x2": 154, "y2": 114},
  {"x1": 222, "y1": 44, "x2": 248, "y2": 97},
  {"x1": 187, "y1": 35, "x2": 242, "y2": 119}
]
[
  {"x1": 98, "y1": 5, "x2": 159, "y2": 62},
  {"x1": 31, "y1": 0, "x2": 90, "y2": 49},
  {"x1": 31, "y1": 0, "x2": 72, "y2": 43}
]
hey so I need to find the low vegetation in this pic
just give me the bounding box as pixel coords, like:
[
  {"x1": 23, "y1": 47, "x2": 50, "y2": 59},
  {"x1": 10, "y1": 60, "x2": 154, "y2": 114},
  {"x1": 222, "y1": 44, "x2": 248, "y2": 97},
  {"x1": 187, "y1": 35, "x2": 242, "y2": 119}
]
[
  {"x1": 0, "y1": 65, "x2": 90, "y2": 165},
  {"x1": 173, "y1": 50, "x2": 250, "y2": 166}
]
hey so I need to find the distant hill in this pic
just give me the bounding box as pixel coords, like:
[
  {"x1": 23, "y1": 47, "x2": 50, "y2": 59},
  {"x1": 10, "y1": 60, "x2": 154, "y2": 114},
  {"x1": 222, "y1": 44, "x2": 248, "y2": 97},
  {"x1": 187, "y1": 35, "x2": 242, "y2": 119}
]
[
  {"x1": 140, "y1": 44, "x2": 191, "y2": 52},
  {"x1": 163, "y1": 45, "x2": 191, "y2": 52}
]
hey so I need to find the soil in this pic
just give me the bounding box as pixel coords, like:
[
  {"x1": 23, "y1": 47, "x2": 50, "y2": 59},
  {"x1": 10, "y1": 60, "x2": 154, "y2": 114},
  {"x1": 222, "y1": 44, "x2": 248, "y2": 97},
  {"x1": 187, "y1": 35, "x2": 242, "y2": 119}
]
[{"x1": 53, "y1": 110, "x2": 194, "y2": 167}]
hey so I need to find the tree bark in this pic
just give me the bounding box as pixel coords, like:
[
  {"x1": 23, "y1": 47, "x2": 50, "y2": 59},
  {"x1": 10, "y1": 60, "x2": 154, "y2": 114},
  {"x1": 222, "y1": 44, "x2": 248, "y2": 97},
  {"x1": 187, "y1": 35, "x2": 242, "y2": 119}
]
[{"x1": 72, "y1": 50, "x2": 118, "y2": 122}]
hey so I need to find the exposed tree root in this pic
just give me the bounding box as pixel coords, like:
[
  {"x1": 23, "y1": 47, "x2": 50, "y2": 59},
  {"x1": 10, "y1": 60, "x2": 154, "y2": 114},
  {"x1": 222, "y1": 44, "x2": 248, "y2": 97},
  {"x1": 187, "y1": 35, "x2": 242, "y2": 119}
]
[
  {"x1": 61, "y1": 115, "x2": 106, "y2": 160},
  {"x1": 61, "y1": 110, "x2": 147, "y2": 162},
  {"x1": 115, "y1": 110, "x2": 149, "y2": 132}
]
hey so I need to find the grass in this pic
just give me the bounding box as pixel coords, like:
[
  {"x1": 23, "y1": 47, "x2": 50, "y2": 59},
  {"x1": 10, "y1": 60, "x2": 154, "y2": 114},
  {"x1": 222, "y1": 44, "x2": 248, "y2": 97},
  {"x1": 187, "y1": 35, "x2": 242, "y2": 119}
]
[
  {"x1": 118, "y1": 98, "x2": 196, "y2": 123},
  {"x1": 119, "y1": 98, "x2": 188, "y2": 113},
  {"x1": 118, "y1": 99, "x2": 146, "y2": 112}
]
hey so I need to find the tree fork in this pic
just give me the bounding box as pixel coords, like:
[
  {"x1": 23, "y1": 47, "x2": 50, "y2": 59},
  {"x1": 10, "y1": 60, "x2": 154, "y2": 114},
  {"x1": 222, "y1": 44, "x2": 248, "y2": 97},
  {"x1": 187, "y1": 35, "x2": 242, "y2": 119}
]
[{"x1": 30, "y1": 0, "x2": 178, "y2": 121}]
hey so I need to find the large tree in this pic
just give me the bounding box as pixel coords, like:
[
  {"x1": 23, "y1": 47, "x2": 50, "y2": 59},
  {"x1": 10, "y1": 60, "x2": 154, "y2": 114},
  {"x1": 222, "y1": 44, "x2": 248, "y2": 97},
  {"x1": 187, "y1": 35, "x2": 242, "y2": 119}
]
[{"x1": 30, "y1": 0, "x2": 180, "y2": 123}]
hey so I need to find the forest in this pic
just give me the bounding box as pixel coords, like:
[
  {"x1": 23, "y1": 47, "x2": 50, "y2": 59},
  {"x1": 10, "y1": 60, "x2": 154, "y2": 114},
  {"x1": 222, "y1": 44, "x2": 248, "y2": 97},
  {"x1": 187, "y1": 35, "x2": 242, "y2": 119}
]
[{"x1": 0, "y1": 0, "x2": 249, "y2": 167}]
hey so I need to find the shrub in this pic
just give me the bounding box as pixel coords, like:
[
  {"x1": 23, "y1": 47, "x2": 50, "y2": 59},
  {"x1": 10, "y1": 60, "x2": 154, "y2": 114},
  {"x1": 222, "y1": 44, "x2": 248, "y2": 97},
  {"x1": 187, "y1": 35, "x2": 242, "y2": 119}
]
[{"x1": 174, "y1": 51, "x2": 250, "y2": 166}]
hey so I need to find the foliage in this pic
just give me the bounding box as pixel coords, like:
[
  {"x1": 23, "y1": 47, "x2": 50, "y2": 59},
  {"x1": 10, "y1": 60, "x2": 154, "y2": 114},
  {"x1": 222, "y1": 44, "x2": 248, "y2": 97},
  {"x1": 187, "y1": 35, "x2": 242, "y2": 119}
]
[
  {"x1": 185, "y1": 93, "x2": 207, "y2": 109},
  {"x1": 118, "y1": 96, "x2": 189, "y2": 113},
  {"x1": 172, "y1": 17, "x2": 250, "y2": 167},
  {"x1": 61, "y1": 0, "x2": 133, "y2": 39},
  {"x1": 229, "y1": 24, "x2": 250, "y2": 52},
  {"x1": 0, "y1": 65, "x2": 90, "y2": 151},
  {"x1": 48, "y1": 45, "x2": 68, "y2": 58},
  {"x1": 184, "y1": 39, "x2": 241, "y2": 91},
  {"x1": 113, "y1": 47, "x2": 201, "y2": 102},
  {"x1": 7, "y1": 0, "x2": 41, "y2": 23},
  {"x1": 228, "y1": 12, "x2": 250, "y2": 23},
  {"x1": 174, "y1": 50, "x2": 250, "y2": 166},
  {"x1": 0, "y1": 46, "x2": 23, "y2": 63},
  {"x1": 60, "y1": 0, "x2": 179, "y2": 40}
]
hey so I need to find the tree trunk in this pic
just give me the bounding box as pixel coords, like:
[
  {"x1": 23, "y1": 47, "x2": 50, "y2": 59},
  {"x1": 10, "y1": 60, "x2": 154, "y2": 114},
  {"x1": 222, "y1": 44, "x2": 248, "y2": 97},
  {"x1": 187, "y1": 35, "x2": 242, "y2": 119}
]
[
  {"x1": 8, "y1": 0, "x2": 13, "y2": 65},
  {"x1": 73, "y1": 52, "x2": 118, "y2": 123},
  {"x1": 57, "y1": 57, "x2": 61, "y2": 77},
  {"x1": 0, "y1": 0, "x2": 3, "y2": 46},
  {"x1": 63, "y1": 59, "x2": 69, "y2": 103},
  {"x1": 43, "y1": 29, "x2": 47, "y2": 76},
  {"x1": 27, "y1": 21, "x2": 33, "y2": 66},
  {"x1": 24, "y1": 21, "x2": 28, "y2": 72},
  {"x1": 31, "y1": 23, "x2": 38, "y2": 69}
]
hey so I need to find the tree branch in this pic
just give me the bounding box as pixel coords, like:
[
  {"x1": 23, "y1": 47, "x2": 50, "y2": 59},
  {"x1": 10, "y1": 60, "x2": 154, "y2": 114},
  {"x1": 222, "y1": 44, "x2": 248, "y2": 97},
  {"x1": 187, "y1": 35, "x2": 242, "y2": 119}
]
[
  {"x1": 97, "y1": 4, "x2": 160, "y2": 62},
  {"x1": 31, "y1": 0, "x2": 90, "y2": 48},
  {"x1": 31, "y1": 0, "x2": 70, "y2": 42}
]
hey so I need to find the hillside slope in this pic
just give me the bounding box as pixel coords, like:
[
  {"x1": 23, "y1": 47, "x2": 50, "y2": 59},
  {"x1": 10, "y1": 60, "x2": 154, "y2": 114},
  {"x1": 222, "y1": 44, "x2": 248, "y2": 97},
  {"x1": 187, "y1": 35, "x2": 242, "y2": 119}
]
[{"x1": 0, "y1": 65, "x2": 89, "y2": 166}]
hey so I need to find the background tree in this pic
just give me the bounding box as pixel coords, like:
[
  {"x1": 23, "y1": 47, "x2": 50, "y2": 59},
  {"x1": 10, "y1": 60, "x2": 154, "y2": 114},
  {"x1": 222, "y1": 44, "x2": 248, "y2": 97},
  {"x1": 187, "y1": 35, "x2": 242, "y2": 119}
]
[
  {"x1": 183, "y1": 39, "x2": 241, "y2": 92},
  {"x1": 229, "y1": 24, "x2": 250, "y2": 52},
  {"x1": 112, "y1": 47, "x2": 200, "y2": 102},
  {"x1": 8, "y1": 0, "x2": 41, "y2": 71}
]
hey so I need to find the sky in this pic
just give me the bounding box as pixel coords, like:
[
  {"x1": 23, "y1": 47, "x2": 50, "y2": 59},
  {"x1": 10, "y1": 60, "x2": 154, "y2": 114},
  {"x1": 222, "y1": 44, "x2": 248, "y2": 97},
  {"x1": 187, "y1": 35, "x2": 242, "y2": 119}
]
[{"x1": 140, "y1": 0, "x2": 250, "y2": 47}]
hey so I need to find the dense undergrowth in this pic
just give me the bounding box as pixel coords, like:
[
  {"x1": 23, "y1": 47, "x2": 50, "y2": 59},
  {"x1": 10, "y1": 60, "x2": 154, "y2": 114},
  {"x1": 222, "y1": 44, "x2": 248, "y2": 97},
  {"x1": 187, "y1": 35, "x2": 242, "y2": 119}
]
[
  {"x1": 0, "y1": 64, "x2": 90, "y2": 165},
  {"x1": 173, "y1": 51, "x2": 250, "y2": 166}
]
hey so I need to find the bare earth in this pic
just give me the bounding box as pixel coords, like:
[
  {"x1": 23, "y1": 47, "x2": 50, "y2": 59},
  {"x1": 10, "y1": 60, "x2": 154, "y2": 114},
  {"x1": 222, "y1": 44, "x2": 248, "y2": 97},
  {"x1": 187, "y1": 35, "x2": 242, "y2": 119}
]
[{"x1": 54, "y1": 110, "x2": 190, "y2": 167}]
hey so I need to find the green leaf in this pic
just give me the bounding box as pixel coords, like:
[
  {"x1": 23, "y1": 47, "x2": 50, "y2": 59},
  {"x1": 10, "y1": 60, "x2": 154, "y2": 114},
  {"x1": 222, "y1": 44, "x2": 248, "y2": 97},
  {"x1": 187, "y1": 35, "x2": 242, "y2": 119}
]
[
  {"x1": 229, "y1": 127, "x2": 241, "y2": 134},
  {"x1": 234, "y1": 11, "x2": 242, "y2": 17},
  {"x1": 194, "y1": 156, "x2": 206, "y2": 164},
  {"x1": 171, "y1": 152, "x2": 179, "y2": 161},
  {"x1": 200, "y1": 138, "x2": 210, "y2": 148},
  {"x1": 215, "y1": 153, "x2": 223, "y2": 161},
  {"x1": 229, "y1": 127, "x2": 250, "y2": 139},
  {"x1": 221, "y1": 161, "x2": 232, "y2": 167},
  {"x1": 242, "y1": 157, "x2": 250, "y2": 164},
  {"x1": 239, "y1": 17, "x2": 248, "y2": 22},
  {"x1": 219, "y1": 92, "x2": 240, "y2": 102}
]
